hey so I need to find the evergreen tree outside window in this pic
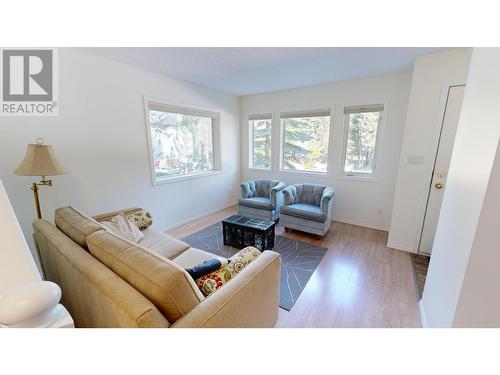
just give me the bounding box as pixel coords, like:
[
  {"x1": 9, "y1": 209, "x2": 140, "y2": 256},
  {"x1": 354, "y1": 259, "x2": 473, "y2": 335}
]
[
  {"x1": 249, "y1": 114, "x2": 272, "y2": 169},
  {"x1": 343, "y1": 105, "x2": 383, "y2": 177},
  {"x1": 145, "y1": 100, "x2": 220, "y2": 184},
  {"x1": 281, "y1": 110, "x2": 331, "y2": 173}
]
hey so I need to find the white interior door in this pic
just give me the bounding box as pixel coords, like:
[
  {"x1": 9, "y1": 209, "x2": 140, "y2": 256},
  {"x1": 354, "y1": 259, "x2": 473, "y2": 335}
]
[{"x1": 419, "y1": 85, "x2": 466, "y2": 254}]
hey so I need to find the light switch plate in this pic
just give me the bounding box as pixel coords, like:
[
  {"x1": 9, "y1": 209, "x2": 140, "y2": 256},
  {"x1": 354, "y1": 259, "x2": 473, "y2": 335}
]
[{"x1": 407, "y1": 155, "x2": 424, "y2": 165}]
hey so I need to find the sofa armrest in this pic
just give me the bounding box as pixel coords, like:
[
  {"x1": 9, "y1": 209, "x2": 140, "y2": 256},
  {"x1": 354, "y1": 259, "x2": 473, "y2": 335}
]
[
  {"x1": 240, "y1": 181, "x2": 252, "y2": 199},
  {"x1": 93, "y1": 207, "x2": 143, "y2": 222},
  {"x1": 171, "y1": 251, "x2": 281, "y2": 328},
  {"x1": 320, "y1": 187, "x2": 335, "y2": 213}
]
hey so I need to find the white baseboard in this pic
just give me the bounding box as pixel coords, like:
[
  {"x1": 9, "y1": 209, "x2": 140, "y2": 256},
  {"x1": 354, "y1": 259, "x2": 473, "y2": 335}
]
[
  {"x1": 164, "y1": 206, "x2": 391, "y2": 236},
  {"x1": 163, "y1": 201, "x2": 237, "y2": 232},
  {"x1": 419, "y1": 299, "x2": 427, "y2": 328},
  {"x1": 386, "y1": 241, "x2": 417, "y2": 253},
  {"x1": 332, "y1": 217, "x2": 389, "y2": 232}
]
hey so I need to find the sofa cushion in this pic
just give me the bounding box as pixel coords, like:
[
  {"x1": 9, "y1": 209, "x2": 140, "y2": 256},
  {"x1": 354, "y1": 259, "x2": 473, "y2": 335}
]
[
  {"x1": 238, "y1": 197, "x2": 273, "y2": 210},
  {"x1": 195, "y1": 247, "x2": 261, "y2": 297},
  {"x1": 86, "y1": 230, "x2": 204, "y2": 323},
  {"x1": 138, "y1": 228, "x2": 190, "y2": 259},
  {"x1": 100, "y1": 214, "x2": 144, "y2": 243},
  {"x1": 281, "y1": 203, "x2": 326, "y2": 223},
  {"x1": 55, "y1": 206, "x2": 104, "y2": 250},
  {"x1": 172, "y1": 248, "x2": 227, "y2": 269}
]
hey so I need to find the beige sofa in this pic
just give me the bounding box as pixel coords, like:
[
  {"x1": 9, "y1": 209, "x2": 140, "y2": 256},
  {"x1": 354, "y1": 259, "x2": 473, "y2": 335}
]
[{"x1": 33, "y1": 206, "x2": 281, "y2": 328}]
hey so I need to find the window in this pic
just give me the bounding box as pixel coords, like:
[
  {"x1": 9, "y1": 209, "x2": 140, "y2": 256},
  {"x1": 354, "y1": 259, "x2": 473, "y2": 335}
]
[
  {"x1": 145, "y1": 100, "x2": 220, "y2": 184},
  {"x1": 281, "y1": 110, "x2": 331, "y2": 173},
  {"x1": 249, "y1": 114, "x2": 272, "y2": 169},
  {"x1": 342, "y1": 105, "x2": 383, "y2": 177}
]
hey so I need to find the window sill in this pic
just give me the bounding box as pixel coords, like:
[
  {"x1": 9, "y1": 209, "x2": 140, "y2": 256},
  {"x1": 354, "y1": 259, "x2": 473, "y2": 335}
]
[
  {"x1": 335, "y1": 174, "x2": 378, "y2": 183},
  {"x1": 152, "y1": 170, "x2": 222, "y2": 185},
  {"x1": 279, "y1": 169, "x2": 329, "y2": 177},
  {"x1": 248, "y1": 167, "x2": 273, "y2": 172}
]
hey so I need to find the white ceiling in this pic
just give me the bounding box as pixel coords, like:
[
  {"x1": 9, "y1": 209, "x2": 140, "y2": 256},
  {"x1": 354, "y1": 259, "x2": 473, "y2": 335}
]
[{"x1": 83, "y1": 47, "x2": 446, "y2": 96}]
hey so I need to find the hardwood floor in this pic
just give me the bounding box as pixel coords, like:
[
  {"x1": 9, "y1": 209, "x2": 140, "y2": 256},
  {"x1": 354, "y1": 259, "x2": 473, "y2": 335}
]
[{"x1": 167, "y1": 206, "x2": 422, "y2": 328}]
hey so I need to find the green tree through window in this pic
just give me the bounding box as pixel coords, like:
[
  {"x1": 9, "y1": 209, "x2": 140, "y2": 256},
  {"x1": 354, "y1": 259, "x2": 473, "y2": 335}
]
[
  {"x1": 282, "y1": 114, "x2": 330, "y2": 172},
  {"x1": 149, "y1": 109, "x2": 215, "y2": 179},
  {"x1": 344, "y1": 110, "x2": 381, "y2": 175},
  {"x1": 250, "y1": 117, "x2": 272, "y2": 169}
]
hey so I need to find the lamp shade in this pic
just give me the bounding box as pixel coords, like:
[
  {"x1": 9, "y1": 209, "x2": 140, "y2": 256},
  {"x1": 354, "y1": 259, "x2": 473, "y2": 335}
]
[{"x1": 14, "y1": 144, "x2": 68, "y2": 177}]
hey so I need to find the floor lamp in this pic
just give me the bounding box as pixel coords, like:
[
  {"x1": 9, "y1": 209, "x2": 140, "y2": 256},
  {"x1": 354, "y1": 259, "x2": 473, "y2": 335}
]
[
  {"x1": 14, "y1": 138, "x2": 68, "y2": 220},
  {"x1": 14, "y1": 138, "x2": 68, "y2": 277}
]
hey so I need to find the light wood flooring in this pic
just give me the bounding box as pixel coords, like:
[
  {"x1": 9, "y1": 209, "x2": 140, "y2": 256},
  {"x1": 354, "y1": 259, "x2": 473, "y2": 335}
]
[{"x1": 167, "y1": 206, "x2": 422, "y2": 328}]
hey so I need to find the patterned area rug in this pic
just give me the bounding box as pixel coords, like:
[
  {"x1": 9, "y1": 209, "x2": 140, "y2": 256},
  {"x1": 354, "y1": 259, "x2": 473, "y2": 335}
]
[{"x1": 182, "y1": 222, "x2": 328, "y2": 310}]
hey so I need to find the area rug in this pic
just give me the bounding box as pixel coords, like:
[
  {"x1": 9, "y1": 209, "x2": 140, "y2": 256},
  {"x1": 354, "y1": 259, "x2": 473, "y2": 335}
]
[{"x1": 182, "y1": 222, "x2": 328, "y2": 310}]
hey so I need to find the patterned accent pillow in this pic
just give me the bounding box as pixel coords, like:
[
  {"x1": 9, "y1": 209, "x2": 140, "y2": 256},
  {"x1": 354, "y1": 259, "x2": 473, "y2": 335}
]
[
  {"x1": 126, "y1": 210, "x2": 153, "y2": 231},
  {"x1": 195, "y1": 247, "x2": 261, "y2": 297}
]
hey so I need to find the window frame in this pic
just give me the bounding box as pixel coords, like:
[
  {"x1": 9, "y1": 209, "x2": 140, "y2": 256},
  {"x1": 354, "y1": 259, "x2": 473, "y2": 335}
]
[
  {"x1": 279, "y1": 108, "x2": 333, "y2": 176},
  {"x1": 340, "y1": 104, "x2": 384, "y2": 181},
  {"x1": 248, "y1": 113, "x2": 273, "y2": 171},
  {"x1": 144, "y1": 97, "x2": 222, "y2": 185}
]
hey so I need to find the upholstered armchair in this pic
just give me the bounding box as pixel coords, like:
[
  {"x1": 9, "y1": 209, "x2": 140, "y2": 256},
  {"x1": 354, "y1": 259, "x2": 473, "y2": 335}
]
[
  {"x1": 280, "y1": 184, "x2": 335, "y2": 236},
  {"x1": 238, "y1": 179, "x2": 286, "y2": 221}
]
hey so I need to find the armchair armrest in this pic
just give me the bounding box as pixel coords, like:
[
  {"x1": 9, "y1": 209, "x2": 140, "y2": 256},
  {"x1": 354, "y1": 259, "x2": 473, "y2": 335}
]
[
  {"x1": 282, "y1": 185, "x2": 297, "y2": 206},
  {"x1": 270, "y1": 181, "x2": 286, "y2": 209},
  {"x1": 270, "y1": 181, "x2": 286, "y2": 194},
  {"x1": 320, "y1": 187, "x2": 335, "y2": 213},
  {"x1": 240, "y1": 181, "x2": 252, "y2": 199},
  {"x1": 172, "y1": 251, "x2": 281, "y2": 328}
]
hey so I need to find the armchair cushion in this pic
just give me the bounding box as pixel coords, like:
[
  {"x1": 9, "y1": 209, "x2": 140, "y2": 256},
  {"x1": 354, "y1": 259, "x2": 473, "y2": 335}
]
[
  {"x1": 240, "y1": 179, "x2": 285, "y2": 199},
  {"x1": 282, "y1": 184, "x2": 333, "y2": 206},
  {"x1": 238, "y1": 197, "x2": 274, "y2": 210},
  {"x1": 281, "y1": 203, "x2": 326, "y2": 223}
]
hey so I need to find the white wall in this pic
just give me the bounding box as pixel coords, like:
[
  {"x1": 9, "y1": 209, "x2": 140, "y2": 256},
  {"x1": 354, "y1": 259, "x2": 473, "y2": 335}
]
[
  {"x1": 0, "y1": 48, "x2": 240, "y2": 267},
  {"x1": 240, "y1": 72, "x2": 412, "y2": 230},
  {"x1": 388, "y1": 49, "x2": 471, "y2": 252},
  {"x1": 0, "y1": 179, "x2": 40, "y2": 298},
  {"x1": 453, "y1": 140, "x2": 500, "y2": 327},
  {"x1": 421, "y1": 48, "x2": 500, "y2": 327}
]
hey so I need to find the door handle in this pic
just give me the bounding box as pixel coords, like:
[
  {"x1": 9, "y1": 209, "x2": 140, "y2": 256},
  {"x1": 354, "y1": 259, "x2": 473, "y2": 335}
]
[{"x1": 435, "y1": 183, "x2": 443, "y2": 189}]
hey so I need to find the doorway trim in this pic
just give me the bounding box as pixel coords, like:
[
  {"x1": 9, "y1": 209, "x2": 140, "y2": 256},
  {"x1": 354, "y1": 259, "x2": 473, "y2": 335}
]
[{"x1": 416, "y1": 81, "x2": 466, "y2": 255}]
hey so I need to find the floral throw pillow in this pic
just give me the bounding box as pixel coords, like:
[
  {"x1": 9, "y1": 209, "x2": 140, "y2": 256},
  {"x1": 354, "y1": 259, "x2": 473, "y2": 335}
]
[
  {"x1": 126, "y1": 210, "x2": 153, "y2": 231},
  {"x1": 195, "y1": 247, "x2": 261, "y2": 297}
]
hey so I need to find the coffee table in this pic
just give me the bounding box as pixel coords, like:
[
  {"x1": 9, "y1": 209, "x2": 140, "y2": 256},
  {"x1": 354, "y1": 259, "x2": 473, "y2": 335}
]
[{"x1": 222, "y1": 215, "x2": 275, "y2": 251}]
